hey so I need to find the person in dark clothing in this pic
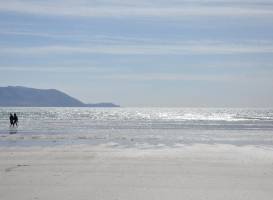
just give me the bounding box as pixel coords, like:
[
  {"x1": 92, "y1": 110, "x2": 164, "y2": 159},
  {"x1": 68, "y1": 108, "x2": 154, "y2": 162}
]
[
  {"x1": 13, "y1": 113, "x2": 18, "y2": 127},
  {"x1": 9, "y1": 113, "x2": 14, "y2": 127}
]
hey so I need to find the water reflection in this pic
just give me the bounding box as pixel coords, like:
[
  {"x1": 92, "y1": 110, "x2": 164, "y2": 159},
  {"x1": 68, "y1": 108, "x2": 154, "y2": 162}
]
[{"x1": 9, "y1": 128, "x2": 17, "y2": 134}]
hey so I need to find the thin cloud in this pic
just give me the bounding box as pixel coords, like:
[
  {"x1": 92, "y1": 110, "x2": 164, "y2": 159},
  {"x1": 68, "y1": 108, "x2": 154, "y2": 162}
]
[
  {"x1": 1, "y1": 41, "x2": 273, "y2": 55},
  {"x1": 0, "y1": 66, "x2": 113, "y2": 72},
  {"x1": 101, "y1": 73, "x2": 232, "y2": 81},
  {"x1": 0, "y1": 0, "x2": 273, "y2": 18},
  {"x1": 1, "y1": 61, "x2": 272, "y2": 72},
  {"x1": 0, "y1": 30, "x2": 65, "y2": 39},
  {"x1": 99, "y1": 72, "x2": 273, "y2": 83},
  {"x1": 1, "y1": 67, "x2": 272, "y2": 83}
]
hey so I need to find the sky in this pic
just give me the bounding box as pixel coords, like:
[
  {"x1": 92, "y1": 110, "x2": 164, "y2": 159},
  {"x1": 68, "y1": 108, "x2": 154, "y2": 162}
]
[{"x1": 0, "y1": 0, "x2": 273, "y2": 107}]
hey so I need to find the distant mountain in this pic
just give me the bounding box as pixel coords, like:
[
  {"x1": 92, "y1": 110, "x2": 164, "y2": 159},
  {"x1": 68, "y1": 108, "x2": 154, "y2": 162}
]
[{"x1": 0, "y1": 86, "x2": 120, "y2": 107}]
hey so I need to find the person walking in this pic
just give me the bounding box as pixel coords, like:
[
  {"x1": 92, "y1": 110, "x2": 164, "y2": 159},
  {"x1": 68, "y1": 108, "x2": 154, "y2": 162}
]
[
  {"x1": 13, "y1": 113, "x2": 18, "y2": 127},
  {"x1": 9, "y1": 113, "x2": 14, "y2": 127}
]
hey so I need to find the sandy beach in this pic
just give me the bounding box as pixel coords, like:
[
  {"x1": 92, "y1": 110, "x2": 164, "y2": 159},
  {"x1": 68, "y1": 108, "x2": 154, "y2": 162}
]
[
  {"x1": 1, "y1": 144, "x2": 273, "y2": 200},
  {"x1": 1, "y1": 0, "x2": 273, "y2": 197}
]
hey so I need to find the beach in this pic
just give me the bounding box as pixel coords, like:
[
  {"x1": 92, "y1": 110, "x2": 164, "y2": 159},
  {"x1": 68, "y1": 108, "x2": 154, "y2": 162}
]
[
  {"x1": 1, "y1": 0, "x2": 273, "y2": 197},
  {"x1": 1, "y1": 144, "x2": 273, "y2": 200},
  {"x1": 1, "y1": 107, "x2": 273, "y2": 199}
]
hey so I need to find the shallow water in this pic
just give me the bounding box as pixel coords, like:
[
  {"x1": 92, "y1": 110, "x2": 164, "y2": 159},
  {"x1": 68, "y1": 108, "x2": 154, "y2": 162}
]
[{"x1": 0, "y1": 107, "x2": 273, "y2": 147}]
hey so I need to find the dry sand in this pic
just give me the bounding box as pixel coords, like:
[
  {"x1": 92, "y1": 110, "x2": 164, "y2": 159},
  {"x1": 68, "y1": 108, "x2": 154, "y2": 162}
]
[{"x1": 1, "y1": 144, "x2": 273, "y2": 200}]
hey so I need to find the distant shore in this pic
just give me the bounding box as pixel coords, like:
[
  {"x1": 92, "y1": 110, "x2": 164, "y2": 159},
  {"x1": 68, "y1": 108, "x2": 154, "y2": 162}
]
[{"x1": 0, "y1": 86, "x2": 120, "y2": 107}]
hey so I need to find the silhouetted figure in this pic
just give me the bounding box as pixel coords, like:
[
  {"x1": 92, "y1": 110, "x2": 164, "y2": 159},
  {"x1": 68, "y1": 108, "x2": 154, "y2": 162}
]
[
  {"x1": 13, "y1": 113, "x2": 18, "y2": 127},
  {"x1": 9, "y1": 113, "x2": 14, "y2": 127}
]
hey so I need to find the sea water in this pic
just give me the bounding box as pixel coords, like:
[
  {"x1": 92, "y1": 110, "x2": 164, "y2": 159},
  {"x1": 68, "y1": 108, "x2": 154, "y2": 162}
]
[{"x1": 0, "y1": 107, "x2": 273, "y2": 147}]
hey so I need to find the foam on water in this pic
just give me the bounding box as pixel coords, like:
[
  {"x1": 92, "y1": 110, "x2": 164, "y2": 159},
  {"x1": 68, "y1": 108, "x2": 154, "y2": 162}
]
[{"x1": 0, "y1": 107, "x2": 273, "y2": 147}]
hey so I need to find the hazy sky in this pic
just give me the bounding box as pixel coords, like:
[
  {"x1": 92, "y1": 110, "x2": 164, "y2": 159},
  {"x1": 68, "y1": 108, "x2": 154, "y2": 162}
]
[{"x1": 0, "y1": 0, "x2": 273, "y2": 107}]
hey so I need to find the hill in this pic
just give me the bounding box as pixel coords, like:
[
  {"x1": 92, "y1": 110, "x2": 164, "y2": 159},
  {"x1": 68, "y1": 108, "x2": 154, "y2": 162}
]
[{"x1": 0, "y1": 86, "x2": 119, "y2": 107}]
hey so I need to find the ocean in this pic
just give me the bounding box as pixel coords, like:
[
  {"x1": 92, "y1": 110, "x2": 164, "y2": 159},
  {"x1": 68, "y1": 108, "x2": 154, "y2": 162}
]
[{"x1": 0, "y1": 107, "x2": 273, "y2": 147}]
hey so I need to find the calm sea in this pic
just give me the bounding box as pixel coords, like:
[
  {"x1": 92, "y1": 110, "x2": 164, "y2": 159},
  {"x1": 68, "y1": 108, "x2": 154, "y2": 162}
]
[{"x1": 0, "y1": 107, "x2": 273, "y2": 147}]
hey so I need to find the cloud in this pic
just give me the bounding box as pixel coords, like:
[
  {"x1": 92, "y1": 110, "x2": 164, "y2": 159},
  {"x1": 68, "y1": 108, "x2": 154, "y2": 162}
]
[
  {"x1": 98, "y1": 72, "x2": 273, "y2": 83},
  {"x1": 101, "y1": 73, "x2": 233, "y2": 81},
  {"x1": 0, "y1": 65, "x2": 118, "y2": 73},
  {"x1": 0, "y1": 0, "x2": 273, "y2": 18},
  {"x1": 1, "y1": 40, "x2": 273, "y2": 55},
  {"x1": 1, "y1": 66, "x2": 267, "y2": 82},
  {"x1": 0, "y1": 30, "x2": 64, "y2": 39}
]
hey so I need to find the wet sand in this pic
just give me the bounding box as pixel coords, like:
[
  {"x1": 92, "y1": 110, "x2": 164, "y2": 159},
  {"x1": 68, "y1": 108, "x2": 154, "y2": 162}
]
[{"x1": 1, "y1": 144, "x2": 273, "y2": 200}]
